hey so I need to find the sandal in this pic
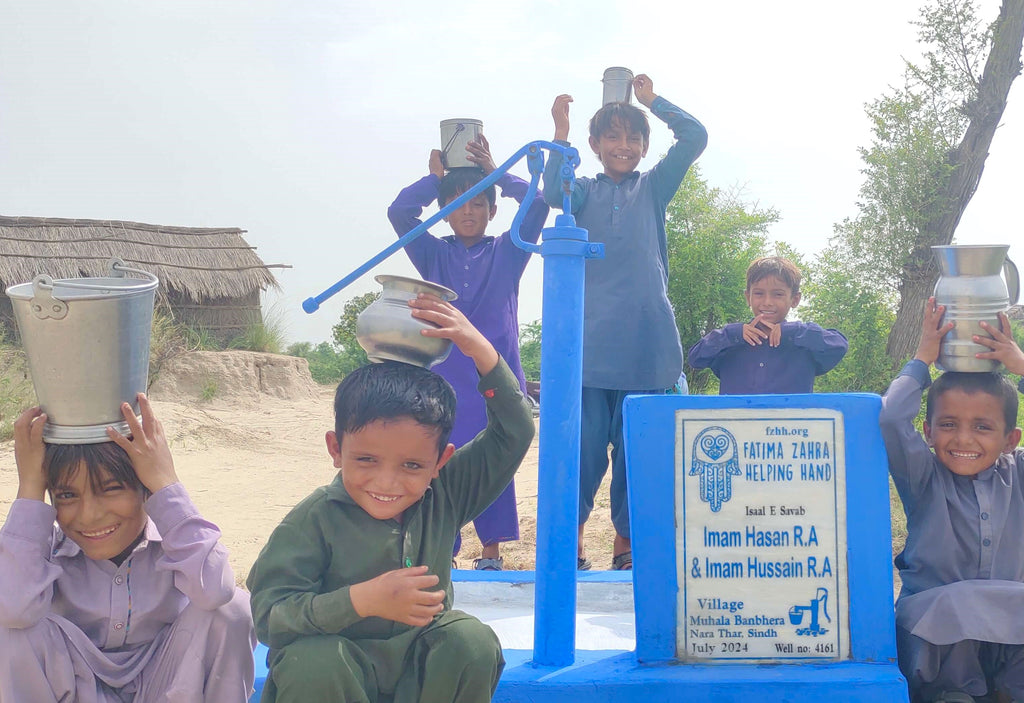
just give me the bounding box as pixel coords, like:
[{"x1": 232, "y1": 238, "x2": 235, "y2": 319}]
[
  {"x1": 612, "y1": 551, "x2": 633, "y2": 571},
  {"x1": 473, "y1": 557, "x2": 503, "y2": 571},
  {"x1": 577, "y1": 556, "x2": 592, "y2": 571}
]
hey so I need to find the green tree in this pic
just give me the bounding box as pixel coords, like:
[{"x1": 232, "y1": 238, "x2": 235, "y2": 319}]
[
  {"x1": 800, "y1": 250, "x2": 897, "y2": 394},
  {"x1": 519, "y1": 319, "x2": 541, "y2": 382},
  {"x1": 331, "y1": 291, "x2": 378, "y2": 375},
  {"x1": 287, "y1": 340, "x2": 349, "y2": 384},
  {"x1": 832, "y1": 0, "x2": 1024, "y2": 363},
  {"x1": 666, "y1": 165, "x2": 779, "y2": 394}
]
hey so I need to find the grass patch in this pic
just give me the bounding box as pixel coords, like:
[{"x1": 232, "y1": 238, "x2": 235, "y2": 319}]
[
  {"x1": 200, "y1": 380, "x2": 218, "y2": 402},
  {"x1": 229, "y1": 305, "x2": 287, "y2": 354},
  {"x1": 0, "y1": 347, "x2": 34, "y2": 441}
]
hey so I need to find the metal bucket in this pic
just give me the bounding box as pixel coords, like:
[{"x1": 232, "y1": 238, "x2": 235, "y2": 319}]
[
  {"x1": 6, "y1": 258, "x2": 158, "y2": 443},
  {"x1": 602, "y1": 67, "x2": 634, "y2": 105},
  {"x1": 439, "y1": 119, "x2": 483, "y2": 169},
  {"x1": 932, "y1": 244, "x2": 1020, "y2": 372}
]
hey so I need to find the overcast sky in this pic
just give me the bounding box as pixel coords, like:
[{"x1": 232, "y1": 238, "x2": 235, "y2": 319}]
[{"x1": 1, "y1": 0, "x2": 1020, "y2": 344}]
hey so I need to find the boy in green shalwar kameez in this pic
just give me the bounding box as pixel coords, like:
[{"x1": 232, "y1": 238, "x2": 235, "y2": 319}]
[{"x1": 247, "y1": 295, "x2": 535, "y2": 702}]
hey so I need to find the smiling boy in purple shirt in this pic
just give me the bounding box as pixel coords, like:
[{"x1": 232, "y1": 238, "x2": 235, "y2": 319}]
[
  {"x1": 688, "y1": 257, "x2": 848, "y2": 394},
  {"x1": 387, "y1": 134, "x2": 548, "y2": 569}
]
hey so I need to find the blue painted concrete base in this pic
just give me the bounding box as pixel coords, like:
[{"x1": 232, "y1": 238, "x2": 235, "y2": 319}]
[
  {"x1": 251, "y1": 644, "x2": 908, "y2": 702},
  {"x1": 495, "y1": 649, "x2": 908, "y2": 702},
  {"x1": 251, "y1": 642, "x2": 268, "y2": 703}
]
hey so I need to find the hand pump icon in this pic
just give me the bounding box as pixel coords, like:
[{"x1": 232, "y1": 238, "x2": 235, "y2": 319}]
[{"x1": 789, "y1": 587, "x2": 831, "y2": 637}]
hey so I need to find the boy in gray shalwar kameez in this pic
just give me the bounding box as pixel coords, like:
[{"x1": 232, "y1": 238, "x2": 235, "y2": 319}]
[{"x1": 880, "y1": 299, "x2": 1024, "y2": 703}]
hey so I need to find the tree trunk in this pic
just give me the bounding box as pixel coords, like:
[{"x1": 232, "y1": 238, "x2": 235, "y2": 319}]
[
  {"x1": 886, "y1": 0, "x2": 1024, "y2": 362},
  {"x1": 887, "y1": 269, "x2": 940, "y2": 365}
]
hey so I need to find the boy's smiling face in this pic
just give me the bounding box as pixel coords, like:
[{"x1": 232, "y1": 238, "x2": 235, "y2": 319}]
[
  {"x1": 326, "y1": 417, "x2": 455, "y2": 521},
  {"x1": 589, "y1": 118, "x2": 648, "y2": 180},
  {"x1": 924, "y1": 389, "x2": 1021, "y2": 477},
  {"x1": 52, "y1": 465, "x2": 147, "y2": 561},
  {"x1": 745, "y1": 275, "x2": 800, "y2": 325}
]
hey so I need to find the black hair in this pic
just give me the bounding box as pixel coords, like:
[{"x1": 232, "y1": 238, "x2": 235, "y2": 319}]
[
  {"x1": 926, "y1": 371, "x2": 1019, "y2": 431},
  {"x1": 588, "y1": 102, "x2": 651, "y2": 144},
  {"x1": 437, "y1": 167, "x2": 496, "y2": 209},
  {"x1": 747, "y1": 257, "x2": 803, "y2": 294},
  {"x1": 334, "y1": 361, "x2": 456, "y2": 456},
  {"x1": 44, "y1": 441, "x2": 147, "y2": 497}
]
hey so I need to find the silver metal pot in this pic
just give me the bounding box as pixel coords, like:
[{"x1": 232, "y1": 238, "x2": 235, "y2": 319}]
[
  {"x1": 356, "y1": 275, "x2": 458, "y2": 368},
  {"x1": 933, "y1": 244, "x2": 1020, "y2": 372}
]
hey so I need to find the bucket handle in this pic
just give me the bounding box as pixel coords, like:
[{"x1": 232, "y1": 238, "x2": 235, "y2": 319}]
[
  {"x1": 1005, "y1": 256, "x2": 1020, "y2": 306},
  {"x1": 32, "y1": 258, "x2": 158, "y2": 295},
  {"x1": 28, "y1": 259, "x2": 158, "y2": 321},
  {"x1": 440, "y1": 122, "x2": 466, "y2": 163}
]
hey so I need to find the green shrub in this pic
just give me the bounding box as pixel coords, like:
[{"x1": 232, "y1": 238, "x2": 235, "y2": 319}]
[
  {"x1": 229, "y1": 306, "x2": 287, "y2": 354},
  {"x1": 286, "y1": 341, "x2": 347, "y2": 385}
]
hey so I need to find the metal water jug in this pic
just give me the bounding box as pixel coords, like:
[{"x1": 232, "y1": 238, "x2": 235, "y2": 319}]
[
  {"x1": 932, "y1": 244, "x2": 1020, "y2": 372},
  {"x1": 356, "y1": 275, "x2": 458, "y2": 368}
]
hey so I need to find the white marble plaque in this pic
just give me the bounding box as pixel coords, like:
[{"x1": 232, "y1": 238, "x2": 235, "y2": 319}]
[{"x1": 675, "y1": 408, "x2": 849, "y2": 661}]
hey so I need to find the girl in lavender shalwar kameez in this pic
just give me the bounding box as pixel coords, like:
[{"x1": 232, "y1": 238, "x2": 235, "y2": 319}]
[
  {"x1": 388, "y1": 136, "x2": 548, "y2": 569},
  {"x1": 880, "y1": 304, "x2": 1024, "y2": 703},
  {"x1": 0, "y1": 396, "x2": 256, "y2": 703}
]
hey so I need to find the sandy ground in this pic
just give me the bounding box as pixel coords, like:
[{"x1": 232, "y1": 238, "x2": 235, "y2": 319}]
[{"x1": 0, "y1": 353, "x2": 618, "y2": 585}]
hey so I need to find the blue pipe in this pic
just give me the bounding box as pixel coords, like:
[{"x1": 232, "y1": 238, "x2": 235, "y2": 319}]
[
  {"x1": 302, "y1": 141, "x2": 600, "y2": 667},
  {"x1": 532, "y1": 214, "x2": 602, "y2": 666},
  {"x1": 302, "y1": 141, "x2": 578, "y2": 313}
]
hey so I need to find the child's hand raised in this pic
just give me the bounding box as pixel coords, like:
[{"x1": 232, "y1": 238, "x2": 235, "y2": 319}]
[
  {"x1": 429, "y1": 149, "x2": 444, "y2": 180},
  {"x1": 14, "y1": 407, "x2": 48, "y2": 501},
  {"x1": 633, "y1": 74, "x2": 657, "y2": 108},
  {"x1": 349, "y1": 565, "x2": 446, "y2": 627},
  {"x1": 551, "y1": 94, "x2": 573, "y2": 142},
  {"x1": 465, "y1": 134, "x2": 496, "y2": 174},
  {"x1": 410, "y1": 294, "x2": 499, "y2": 375},
  {"x1": 107, "y1": 393, "x2": 179, "y2": 495},
  {"x1": 976, "y1": 312, "x2": 1024, "y2": 375},
  {"x1": 914, "y1": 296, "x2": 954, "y2": 366}
]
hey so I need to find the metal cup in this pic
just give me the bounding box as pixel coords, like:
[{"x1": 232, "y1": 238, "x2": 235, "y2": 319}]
[{"x1": 602, "y1": 67, "x2": 634, "y2": 105}]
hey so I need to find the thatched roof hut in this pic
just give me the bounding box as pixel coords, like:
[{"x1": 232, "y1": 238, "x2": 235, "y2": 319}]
[{"x1": 0, "y1": 216, "x2": 286, "y2": 343}]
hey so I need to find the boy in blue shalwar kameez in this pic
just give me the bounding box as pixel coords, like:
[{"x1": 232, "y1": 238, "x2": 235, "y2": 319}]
[
  {"x1": 880, "y1": 298, "x2": 1024, "y2": 703},
  {"x1": 542, "y1": 73, "x2": 707, "y2": 570}
]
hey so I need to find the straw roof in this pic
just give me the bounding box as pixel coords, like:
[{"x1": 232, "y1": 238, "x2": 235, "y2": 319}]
[{"x1": 0, "y1": 216, "x2": 285, "y2": 301}]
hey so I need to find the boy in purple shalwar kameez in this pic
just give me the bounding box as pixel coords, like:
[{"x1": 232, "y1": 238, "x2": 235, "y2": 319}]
[
  {"x1": 688, "y1": 257, "x2": 848, "y2": 394},
  {"x1": 880, "y1": 299, "x2": 1024, "y2": 703},
  {"x1": 0, "y1": 395, "x2": 256, "y2": 703},
  {"x1": 388, "y1": 134, "x2": 548, "y2": 569}
]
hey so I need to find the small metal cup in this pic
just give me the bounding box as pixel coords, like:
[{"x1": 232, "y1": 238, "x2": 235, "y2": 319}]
[{"x1": 602, "y1": 67, "x2": 634, "y2": 105}]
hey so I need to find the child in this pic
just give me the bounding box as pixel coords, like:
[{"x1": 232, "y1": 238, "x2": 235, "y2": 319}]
[
  {"x1": 387, "y1": 133, "x2": 548, "y2": 570},
  {"x1": 543, "y1": 74, "x2": 707, "y2": 570},
  {"x1": 880, "y1": 299, "x2": 1024, "y2": 703},
  {"x1": 0, "y1": 395, "x2": 256, "y2": 702},
  {"x1": 687, "y1": 256, "x2": 848, "y2": 394},
  {"x1": 247, "y1": 296, "x2": 535, "y2": 702}
]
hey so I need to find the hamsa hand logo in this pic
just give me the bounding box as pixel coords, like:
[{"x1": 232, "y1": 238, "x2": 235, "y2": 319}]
[{"x1": 689, "y1": 426, "x2": 740, "y2": 512}]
